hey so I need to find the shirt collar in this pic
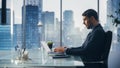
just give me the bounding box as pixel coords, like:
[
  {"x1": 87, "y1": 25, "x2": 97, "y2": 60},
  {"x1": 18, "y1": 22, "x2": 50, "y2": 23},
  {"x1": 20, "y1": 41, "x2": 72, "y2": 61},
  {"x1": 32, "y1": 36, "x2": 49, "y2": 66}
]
[{"x1": 92, "y1": 23, "x2": 100, "y2": 30}]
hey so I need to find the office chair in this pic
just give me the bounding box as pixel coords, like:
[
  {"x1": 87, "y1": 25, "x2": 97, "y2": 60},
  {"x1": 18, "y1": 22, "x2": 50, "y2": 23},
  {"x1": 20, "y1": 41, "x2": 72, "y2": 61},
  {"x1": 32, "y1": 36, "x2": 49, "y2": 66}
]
[
  {"x1": 82, "y1": 31, "x2": 113, "y2": 68},
  {"x1": 100, "y1": 31, "x2": 112, "y2": 67}
]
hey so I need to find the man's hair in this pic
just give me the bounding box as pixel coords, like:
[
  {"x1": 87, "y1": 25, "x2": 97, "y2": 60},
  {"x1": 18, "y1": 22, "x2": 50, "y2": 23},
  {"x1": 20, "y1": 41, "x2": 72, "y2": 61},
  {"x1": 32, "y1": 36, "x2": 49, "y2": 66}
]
[{"x1": 82, "y1": 9, "x2": 98, "y2": 21}]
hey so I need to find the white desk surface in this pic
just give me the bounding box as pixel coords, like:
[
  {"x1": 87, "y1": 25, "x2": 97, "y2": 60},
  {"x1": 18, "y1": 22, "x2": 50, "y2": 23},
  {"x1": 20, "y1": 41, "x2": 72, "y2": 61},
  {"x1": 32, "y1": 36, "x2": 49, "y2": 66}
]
[{"x1": 0, "y1": 48, "x2": 84, "y2": 67}]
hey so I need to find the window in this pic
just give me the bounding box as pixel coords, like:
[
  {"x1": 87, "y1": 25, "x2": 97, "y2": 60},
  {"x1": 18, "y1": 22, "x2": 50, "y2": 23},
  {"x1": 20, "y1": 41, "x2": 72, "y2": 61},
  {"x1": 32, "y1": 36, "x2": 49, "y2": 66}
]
[
  {"x1": 0, "y1": 0, "x2": 99, "y2": 49},
  {"x1": 62, "y1": 0, "x2": 98, "y2": 47},
  {"x1": 0, "y1": 0, "x2": 12, "y2": 50},
  {"x1": 43, "y1": 0, "x2": 98, "y2": 47}
]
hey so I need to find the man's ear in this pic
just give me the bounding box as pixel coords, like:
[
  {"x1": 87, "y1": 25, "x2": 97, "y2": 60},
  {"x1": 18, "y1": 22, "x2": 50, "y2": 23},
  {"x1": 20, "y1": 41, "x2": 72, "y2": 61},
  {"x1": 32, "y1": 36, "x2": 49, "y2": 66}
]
[
  {"x1": 90, "y1": 16, "x2": 96, "y2": 22},
  {"x1": 91, "y1": 16, "x2": 95, "y2": 20}
]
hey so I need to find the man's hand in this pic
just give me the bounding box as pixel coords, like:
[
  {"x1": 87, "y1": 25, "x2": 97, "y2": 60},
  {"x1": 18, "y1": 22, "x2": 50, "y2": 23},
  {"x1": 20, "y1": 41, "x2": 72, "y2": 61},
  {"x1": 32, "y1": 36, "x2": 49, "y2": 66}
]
[{"x1": 54, "y1": 47, "x2": 65, "y2": 53}]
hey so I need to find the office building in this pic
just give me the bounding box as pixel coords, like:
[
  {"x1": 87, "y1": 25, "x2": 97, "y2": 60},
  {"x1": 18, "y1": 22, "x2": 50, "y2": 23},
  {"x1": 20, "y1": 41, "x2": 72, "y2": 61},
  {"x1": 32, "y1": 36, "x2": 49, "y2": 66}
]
[
  {"x1": 13, "y1": 24, "x2": 22, "y2": 48},
  {"x1": 0, "y1": 25, "x2": 12, "y2": 50},
  {"x1": 63, "y1": 10, "x2": 74, "y2": 33},
  {"x1": 41, "y1": 11, "x2": 55, "y2": 42},
  {"x1": 54, "y1": 18, "x2": 60, "y2": 45},
  {"x1": 22, "y1": 5, "x2": 39, "y2": 49},
  {"x1": 0, "y1": 7, "x2": 11, "y2": 50},
  {"x1": 63, "y1": 10, "x2": 75, "y2": 46},
  {"x1": 25, "y1": 0, "x2": 42, "y2": 21}
]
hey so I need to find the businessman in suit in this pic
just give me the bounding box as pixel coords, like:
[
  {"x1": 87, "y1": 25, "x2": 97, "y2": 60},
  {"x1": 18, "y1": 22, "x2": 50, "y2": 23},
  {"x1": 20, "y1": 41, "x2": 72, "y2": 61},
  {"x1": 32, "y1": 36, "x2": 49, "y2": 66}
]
[{"x1": 54, "y1": 9, "x2": 106, "y2": 61}]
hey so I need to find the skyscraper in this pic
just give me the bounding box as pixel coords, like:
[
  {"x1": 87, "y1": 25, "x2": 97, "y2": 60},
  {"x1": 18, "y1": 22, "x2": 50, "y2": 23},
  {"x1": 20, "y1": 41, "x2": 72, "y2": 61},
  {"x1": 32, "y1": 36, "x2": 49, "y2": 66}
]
[
  {"x1": 25, "y1": 0, "x2": 42, "y2": 21},
  {"x1": 13, "y1": 24, "x2": 22, "y2": 48},
  {"x1": 0, "y1": 8, "x2": 11, "y2": 50},
  {"x1": 63, "y1": 10, "x2": 74, "y2": 46},
  {"x1": 0, "y1": 25, "x2": 12, "y2": 50},
  {"x1": 63, "y1": 10, "x2": 74, "y2": 35},
  {"x1": 22, "y1": 5, "x2": 39, "y2": 49},
  {"x1": 54, "y1": 18, "x2": 60, "y2": 45},
  {"x1": 41, "y1": 11, "x2": 55, "y2": 41}
]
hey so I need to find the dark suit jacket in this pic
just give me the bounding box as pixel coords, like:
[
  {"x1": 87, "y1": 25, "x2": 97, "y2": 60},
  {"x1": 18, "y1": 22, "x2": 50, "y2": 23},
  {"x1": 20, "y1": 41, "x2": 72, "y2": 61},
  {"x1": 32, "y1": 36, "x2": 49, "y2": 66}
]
[{"x1": 66, "y1": 24, "x2": 106, "y2": 61}]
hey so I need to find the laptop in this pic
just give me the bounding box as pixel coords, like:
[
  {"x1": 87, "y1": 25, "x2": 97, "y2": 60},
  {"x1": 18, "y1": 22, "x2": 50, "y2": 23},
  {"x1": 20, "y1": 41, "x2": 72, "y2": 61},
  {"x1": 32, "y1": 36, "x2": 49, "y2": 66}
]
[
  {"x1": 41, "y1": 41, "x2": 70, "y2": 58},
  {"x1": 41, "y1": 41, "x2": 51, "y2": 53}
]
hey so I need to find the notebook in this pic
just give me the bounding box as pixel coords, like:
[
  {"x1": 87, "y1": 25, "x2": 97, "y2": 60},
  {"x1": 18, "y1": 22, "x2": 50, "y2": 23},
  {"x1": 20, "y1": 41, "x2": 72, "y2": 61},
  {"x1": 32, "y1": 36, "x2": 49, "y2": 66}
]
[{"x1": 41, "y1": 41, "x2": 70, "y2": 58}]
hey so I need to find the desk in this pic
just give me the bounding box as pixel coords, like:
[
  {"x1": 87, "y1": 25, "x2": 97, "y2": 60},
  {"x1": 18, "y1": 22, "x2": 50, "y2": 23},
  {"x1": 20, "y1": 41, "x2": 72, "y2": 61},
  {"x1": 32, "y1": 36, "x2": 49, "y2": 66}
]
[{"x1": 0, "y1": 48, "x2": 84, "y2": 68}]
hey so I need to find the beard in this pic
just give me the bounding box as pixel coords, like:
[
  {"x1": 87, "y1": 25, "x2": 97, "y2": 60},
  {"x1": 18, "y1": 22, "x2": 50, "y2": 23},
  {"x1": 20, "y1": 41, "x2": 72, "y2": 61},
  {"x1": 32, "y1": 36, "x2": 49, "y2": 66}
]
[{"x1": 87, "y1": 22, "x2": 94, "y2": 29}]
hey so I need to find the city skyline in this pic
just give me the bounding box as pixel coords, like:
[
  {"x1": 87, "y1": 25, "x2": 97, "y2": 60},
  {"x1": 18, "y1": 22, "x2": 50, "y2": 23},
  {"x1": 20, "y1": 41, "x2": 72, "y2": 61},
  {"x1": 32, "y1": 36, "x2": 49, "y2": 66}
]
[{"x1": 0, "y1": 0, "x2": 107, "y2": 30}]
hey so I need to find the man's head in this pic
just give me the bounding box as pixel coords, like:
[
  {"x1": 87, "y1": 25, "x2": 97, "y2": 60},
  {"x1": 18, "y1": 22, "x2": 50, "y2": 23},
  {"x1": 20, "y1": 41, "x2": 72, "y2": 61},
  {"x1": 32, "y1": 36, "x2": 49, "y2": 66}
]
[{"x1": 82, "y1": 9, "x2": 99, "y2": 29}]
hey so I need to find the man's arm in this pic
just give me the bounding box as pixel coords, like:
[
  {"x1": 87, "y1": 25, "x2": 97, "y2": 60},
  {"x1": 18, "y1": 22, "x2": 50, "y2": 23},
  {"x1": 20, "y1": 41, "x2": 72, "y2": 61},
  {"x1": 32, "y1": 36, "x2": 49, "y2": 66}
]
[{"x1": 65, "y1": 29, "x2": 105, "y2": 56}]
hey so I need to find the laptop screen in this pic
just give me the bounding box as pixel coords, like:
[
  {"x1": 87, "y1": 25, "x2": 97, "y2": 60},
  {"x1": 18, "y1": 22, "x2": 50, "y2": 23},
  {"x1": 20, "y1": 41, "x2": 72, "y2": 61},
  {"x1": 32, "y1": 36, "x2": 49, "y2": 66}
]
[{"x1": 41, "y1": 41, "x2": 51, "y2": 53}]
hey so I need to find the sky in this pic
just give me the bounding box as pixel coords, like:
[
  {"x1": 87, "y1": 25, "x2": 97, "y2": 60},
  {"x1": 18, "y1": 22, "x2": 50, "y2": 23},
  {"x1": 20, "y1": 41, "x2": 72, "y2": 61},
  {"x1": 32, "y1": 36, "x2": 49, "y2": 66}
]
[
  {"x1": 43, "y1": 0, "x2": 97, "y2": 28},
  {"x1": 0, "y1": 0, "x2": 107, "y2": 30}
]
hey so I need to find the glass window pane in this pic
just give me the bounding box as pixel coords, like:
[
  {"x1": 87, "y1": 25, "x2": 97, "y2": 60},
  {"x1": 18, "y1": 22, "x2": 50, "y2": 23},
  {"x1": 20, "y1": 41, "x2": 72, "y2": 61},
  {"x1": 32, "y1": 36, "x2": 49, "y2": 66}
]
[
  {"x1": 99, "y1": 0, "x2": 107, "y2": 27},
  {"x1": 13, "y1": 0, "x2": 23, "y2": 49},
  {"x1": 43, "y1": 0, "x2": 60, "y2": 47},
  {"x1": 62, "y1": 0, "x2": 98, "y2": 47},
  {"x1": 0, "y1": 0, "x2": 98, "y2": 50},
  {"x1": 0, "y1": 0, "x2": 12, "y2": 50}
]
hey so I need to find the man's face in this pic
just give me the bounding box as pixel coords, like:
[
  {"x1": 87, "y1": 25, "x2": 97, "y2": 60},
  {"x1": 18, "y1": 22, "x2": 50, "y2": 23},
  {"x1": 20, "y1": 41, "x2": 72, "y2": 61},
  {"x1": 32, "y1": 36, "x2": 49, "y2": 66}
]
[{"x1": 83, "y1": 16, "x2": 93, "y2": 29}]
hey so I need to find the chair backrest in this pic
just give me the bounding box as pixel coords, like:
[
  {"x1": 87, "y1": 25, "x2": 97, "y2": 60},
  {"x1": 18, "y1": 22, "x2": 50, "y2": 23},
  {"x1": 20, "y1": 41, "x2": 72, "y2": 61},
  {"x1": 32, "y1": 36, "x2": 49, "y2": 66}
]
[{"x1": 101, "y1": 31, "x2": 112, "y2": 62}]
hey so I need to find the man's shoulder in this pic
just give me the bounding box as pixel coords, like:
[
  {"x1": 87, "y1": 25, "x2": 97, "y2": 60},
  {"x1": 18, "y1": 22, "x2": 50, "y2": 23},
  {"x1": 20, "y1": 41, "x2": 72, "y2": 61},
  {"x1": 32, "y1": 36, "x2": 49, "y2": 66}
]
[
  {"x1": 92, "y1": 26, "x2": 105, "y2": 37},
  {"x1": 94, "y1": 24, "x2": 105, "y2": 33}
]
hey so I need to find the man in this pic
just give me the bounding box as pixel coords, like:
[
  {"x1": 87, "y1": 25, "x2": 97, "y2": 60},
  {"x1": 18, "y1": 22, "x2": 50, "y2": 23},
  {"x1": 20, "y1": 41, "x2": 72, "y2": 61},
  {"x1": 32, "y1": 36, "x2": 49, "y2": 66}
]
[{"x1": 54, "y1": 9, "x2": 106, "y2": 61}]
